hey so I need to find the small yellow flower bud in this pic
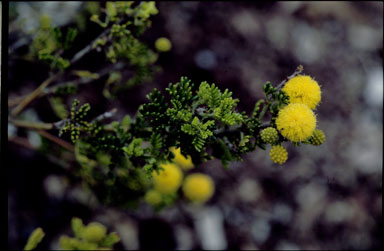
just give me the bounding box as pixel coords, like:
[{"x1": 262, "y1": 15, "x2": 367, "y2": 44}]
[
  {"x1": 82, "y1": 223, "x2": 107, "y2": 243},
  {"x1": 269, "y1": 145, "x2": 288, "y2": 165},
  {"x1": 309, "y1": 129, "x2": 325, "y2": 146},
  {"x1": 145, "y1": 189, "x2": 162, "y2": 206},
  {"x1": 155, "y1": 37, "x2": 172, "y2": 52},
  {"x1": 182, "y1": 173, "x2": 215, "y2": 203},
  {"x1": 260, "y1": 127, "x2": 279, "y2": 144}
]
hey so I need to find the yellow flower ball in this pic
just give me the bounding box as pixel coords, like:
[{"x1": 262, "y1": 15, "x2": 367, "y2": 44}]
[
  {"x1": 282, "y1": 75, "x2": 321, "y2": 110},
  {"x1": 145, "y1": 189, "x2": 162, "y2": 206},
  {"x1": 170, "y1": 147, "x2": 194, "y2": 171},
  {"x1": 269, "y1": 145, "x2": 288, "y2": 164},
  {"x1": 82, "y1": 223, "x2": 107, "y2": 243},
  {"x1": 182, "y1": 173, "x2": 214, "y2": 203},
  {"x1": 276, "y1": 103, "x2": 316, "y2": 142},
  {"x1": 155, "y1": 37, "x2": 172, "y2": 52},
  {"x1": 152, "y1": 163, "x2": 183, "y2": 194}
]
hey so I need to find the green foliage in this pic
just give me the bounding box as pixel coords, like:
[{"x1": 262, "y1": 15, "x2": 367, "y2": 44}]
[
  {"x1": 29, "y1": 14, "x2": 77, "y2": 70},
  {"x1": 149, "y1": 132, "x2": 163, "y2": 156},
  {"x1": 53, "y1": 83, "x2": 78, "y2": 96},
  {"x1": 59, "y1": 217, "x2": 120, "y2": 250},
  {"x1": 123, "y1": 138, "x2": 144, "y2": 157},
  {"x1": 59, "y1": 99, "x2": 91, "y2": 143},
  {"x1": 45, "y1": 72, "x2": 323, "y2": 208},
  {"x1": 181, "y1": 117, "x2": 215, "y2": 152},
  {"x1": 48, "y1": 97, "x2": 68, "y2": 119},
  {"x1": 24, "y1": 228, "x2": 45, "y2": 250},
  {"x1": 197, "y1": 81, "x2": 244, "y2": 126},
  {"x1": 89, "y1": 1, "x2": 159, "y2": 94}
]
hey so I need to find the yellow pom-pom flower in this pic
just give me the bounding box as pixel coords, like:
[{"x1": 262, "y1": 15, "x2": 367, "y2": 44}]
[
  {"x1": 269, "y1": 145, "x2": 288, "y2": 164},
  {"x1": 282, "y1": 75, "x2": 321, "y2": 110},
  {"x1": 145, "y1": 189, "x2": 162, "y2": 206},
  {"x1": 155, "y1": 37, "x2": 172, "y2": 52},
  {"x1": 170, "y1": 147, "x2": 194, "y2": 170},
  {"x1": 182, "y1": 173, "x2": 215, "y2": 203},
  {"x1": 82, "y1": 223, "x2": 107, "y2": 243},
  {"x1": 276, "y1": 103, "x2": 316, "y2": 142},
  {"x1": 309, "y1": 129, "x2": 325, "y2": 146},
  {"x1": 152, "y1": 163, "x2": 183, "y2": 194}
]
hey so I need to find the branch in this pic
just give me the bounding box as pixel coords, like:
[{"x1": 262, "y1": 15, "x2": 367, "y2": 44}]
[
  {"x1": 257, "y1": 65, "x2": 303, "y2": 122},
  {"x1": 9, "y1": 19, "x2": 121, "y2": 114},
  {"x1": 10, "y1": 72, "x2": 62, "y2": 117},
  {"x1": 276, "y1": 65, "x2": 304, "y2": 90},
  {"x1": 92, "y1": 108, "x2": 118, "y2": 123},
  {"x1": 8, "y1": 118, "x2": 54, "y2": 130},
  {"x1": 69, "y1": 16, "x2": 127, "y2": 65},
  {"x1": 8, "y1": 136, "x2": 38, "y2": 151},
  {"x1": 8, "y1": 62, "x2": 125, "y2": 108},
  {"x1": 9, "y1": 129, "x2": 74, "y2": 153},
  {"x1": 36, "y1": 130, "x2": 74, "y2": 152},
  {"x1": 69, "y1": 27, "x2": 111, "y2": 65}
]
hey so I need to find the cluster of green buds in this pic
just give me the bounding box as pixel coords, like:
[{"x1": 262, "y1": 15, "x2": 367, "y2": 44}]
[
  {"x1": 59, "y1": 217, "x2": 120, "y2": 250},
  {"x1": 59, "y1": 99, "x2": 91, "y2": 143}
]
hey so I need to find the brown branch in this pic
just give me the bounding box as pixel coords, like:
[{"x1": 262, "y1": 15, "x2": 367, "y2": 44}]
[
  {"x1": 10, "y1": 72, "x2": 62, "y2": 117},
  {"x1": 8, "y1": 136, "x2": 38, "y2": 151},
  {"x1": 36, "y1": 130, "x2": 74, "y2": 152},
  {"x1": 276, "y1": 65, "x2": 304, "y2": 90}
]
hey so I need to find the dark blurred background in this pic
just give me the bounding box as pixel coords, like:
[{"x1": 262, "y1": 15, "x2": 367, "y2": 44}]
[{"x1": 8, "y1": 2, "x2": 382, "y2": 250}]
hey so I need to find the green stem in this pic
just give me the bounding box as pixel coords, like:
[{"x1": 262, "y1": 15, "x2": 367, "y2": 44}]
[
  {"x1": 9, "y1": 118, "x2": 54, "y2": 130},
  {"x1": 258, "y1": 101, "x2": 271, "y2": 121}
]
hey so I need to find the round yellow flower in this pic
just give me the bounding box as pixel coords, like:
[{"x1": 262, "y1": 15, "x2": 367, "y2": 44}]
[
  {"x1": 276, "y1": 103, "x2": 316, "y2": 142},
  {"x1": 145, "y1": 189, "x2": 162, "y2": 206},
  {"x1": 155, "y1": 37, "x2": 172, "y2": 52},
  {"x1": 170, "y1": 147, "x2": 194, "y2": 170},
  {"x1": 82, "y1": 223, "x2": 107, "y2": 243},
  {"x1": 182, "y1": 173, "x2": 214, "y2": 203},
  {"x1": 282, "y1": 75, "x2": 321, "y2": 110},
  {"x1": 269, "y1": 145, "x2": 288, "y2": 164},
  {"x1": 152, "y1": 163, "x2": 183, "y2": 194}
]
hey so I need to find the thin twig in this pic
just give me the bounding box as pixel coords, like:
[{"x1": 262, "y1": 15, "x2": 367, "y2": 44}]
[
  {"x1": 36, "y1": 129, "x2": 74, "y2": 152},
  {"x1": 276, "y1": 65, "x2": 304, "y2": 90},
  {"x1": 257, "y1": 65, "x2": 304, "y2": 122},
  {"x1": 8, "y1": 119, "x2": 74, "y2": 152},
  {"x1": 9, "y1": 23, "x2": 114, "y2": 114},
  {"x1": 8, "y1": 61, "x2": 125, "y2": 108},
  {"x1": 11, "y1": 72, "x2": 62, "y2": 117},
  {"x1": 258, "y1": 102, "x2": 271, "y2": 121},
  {"x1": 92, "y1": 108, "x2": 118, "y2": 123},
  {"x1": 69, "y1": 27, "x2": 110, "y2": 65},
  {"x1": 8, "y1": 136, "x2": 38, "y2": 151},
  {"x1": 8, "y1": 118, "x2": 54, "y2": 130}
]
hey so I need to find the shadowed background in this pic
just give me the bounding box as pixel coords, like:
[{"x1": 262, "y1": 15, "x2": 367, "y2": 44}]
[{"x1": 8, "y1": 2, "x2": 382, "y2": 250}]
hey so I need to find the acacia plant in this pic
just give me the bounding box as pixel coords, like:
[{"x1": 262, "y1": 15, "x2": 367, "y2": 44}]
[{"x1": 9, "y1": 3, "x2": 326, "y2": 246}]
